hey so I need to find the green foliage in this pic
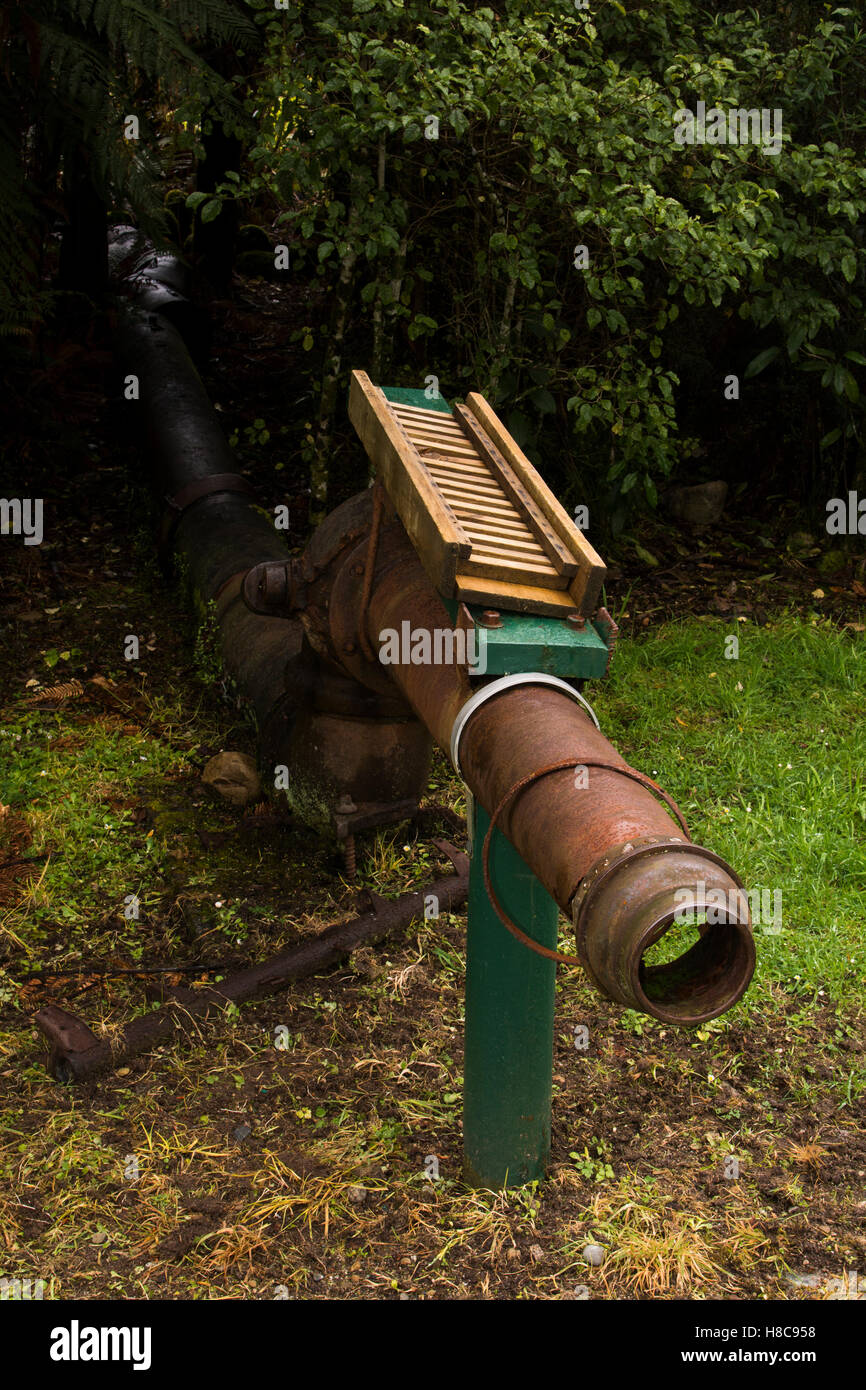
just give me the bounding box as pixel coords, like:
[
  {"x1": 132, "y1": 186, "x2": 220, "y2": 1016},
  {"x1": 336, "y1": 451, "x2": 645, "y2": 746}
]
[
  {"x1": 0, "y1": 0, "x2": 256, "y2": 337},
  {"x1": 240, "y1": 0, "x2": 866, "y2": 517},
  {"x1": 594, "y1": 612, "x2": 866, "y2": 1017}
]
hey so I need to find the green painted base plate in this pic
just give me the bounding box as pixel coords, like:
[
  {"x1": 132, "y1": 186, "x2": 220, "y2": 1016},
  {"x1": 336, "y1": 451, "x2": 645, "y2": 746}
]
[{"x1": 442, "y1": 597, "x2": 609, "y2": 679}]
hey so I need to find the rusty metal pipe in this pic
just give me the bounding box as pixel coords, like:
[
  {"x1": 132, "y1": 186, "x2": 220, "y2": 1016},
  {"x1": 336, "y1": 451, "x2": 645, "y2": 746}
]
[
  {"x1": 108, "y1": 221, "x2": 752, "y2": 1024},
  {"x1": 361, "y1": 529, "x2": 754, "y2": 1025},
  {"x1": 110, "y1": 239, "x2": 433, "y2": 821}
]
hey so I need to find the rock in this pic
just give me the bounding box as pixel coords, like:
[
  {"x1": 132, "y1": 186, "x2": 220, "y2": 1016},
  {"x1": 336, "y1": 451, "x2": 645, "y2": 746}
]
[
  {"x1": 818, "y1": 548, "x2": 849, "y2": 576},
  {"x1": 233, "y1": 1123, "x2": 252, "y2": 1143},
  {"x1": 202, "y1": 752, "x2": 262, "y2": 807},
  {"x1": 664, "y1": 480, "x2": 728, "y2": 530},
  {"x1": 529, "y1": 1244, "x2": 545, "y2": 1264},
  {"x1": 347, "y1": 1185, "x2": 367, "y2": 1205},
  {"x1": 582, "y1": 1243, "x2": 605, "y2": 1267},
  {"x1": 786, "y1": 531, "x2": 817, "y2": 557}
]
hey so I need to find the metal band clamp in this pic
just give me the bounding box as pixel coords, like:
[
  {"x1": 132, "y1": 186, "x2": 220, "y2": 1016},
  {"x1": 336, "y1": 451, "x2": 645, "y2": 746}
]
[{"x1": 449, "y1": 672, "x2": 600, "y2": 776}]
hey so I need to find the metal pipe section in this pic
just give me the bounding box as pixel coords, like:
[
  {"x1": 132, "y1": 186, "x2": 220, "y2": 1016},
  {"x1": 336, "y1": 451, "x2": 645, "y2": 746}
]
[
  {"x1": 362, "y1": 528, "x2": 755, "y2": 1026},
  {"x1": 113, "y1": 293, "x2": 300, "y2": 767},
  {"x1": 110, "y1": 233, "x2": 433, "y2": 822},
  {"x1": 109, "y1": 225, "x2": 753, "y2": 1027}
]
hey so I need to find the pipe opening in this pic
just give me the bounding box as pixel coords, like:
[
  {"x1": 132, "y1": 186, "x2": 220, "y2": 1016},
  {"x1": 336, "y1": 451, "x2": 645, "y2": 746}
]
[{"x1": 637, "y1": 908, "x2": 755, "y2": 1025}]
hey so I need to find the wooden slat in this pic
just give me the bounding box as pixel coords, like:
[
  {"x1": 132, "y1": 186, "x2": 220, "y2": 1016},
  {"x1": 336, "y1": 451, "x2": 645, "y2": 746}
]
[
  {"x1": 464, "y1": 392, "x2": 607, "y2": 614},
  {"x1": 459, "y1": 524, "x2": 547, "y2": 555},
  {"x1": 392, "y1": 403, "x2": 459, "y2": 426},
  {"x1": 430, "y1": 468, "x2": 515, "y2": 496},
  {"x1": 469, "y1": 552, "x2": 559, "y2": 579},
  {"x1": 406, "y1": 425, "x2": 475, "y2": 443},
  {"x1": 455, "y1": 574, "x2": 581, "y2": 615},
  {"x1": 436, "y1": 487, "x2": 522, "y2": 517},
  {"x1": 453, "y1": 404, "x2": 578, "y2": 578},
  {"x1": 349, "y1": 372, "x2": 470, "y2": 593},
  {"x1": 410, "y1": 439, "x2": 481, "y2": 460},
  {"x1": 395, "y1": 414, "x2": 466, "y2": 438},
  {"x1": 450, "y1": 510, "x2": 538, "y2": 539},
  {"x1": 461, "y1": 553, "x2": 564, "y2": 586},
  {"x1": 420, "y1": 456, "x2": 495, "y2": 481},
  {"x1": 428, "y1": 469, "x2": 510, "y2": 497}
]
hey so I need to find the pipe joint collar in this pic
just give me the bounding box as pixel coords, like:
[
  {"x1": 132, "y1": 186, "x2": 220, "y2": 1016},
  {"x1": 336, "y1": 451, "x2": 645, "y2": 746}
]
[{"x1": 449, "y1": 672, "x2": 600, "y2": 776}]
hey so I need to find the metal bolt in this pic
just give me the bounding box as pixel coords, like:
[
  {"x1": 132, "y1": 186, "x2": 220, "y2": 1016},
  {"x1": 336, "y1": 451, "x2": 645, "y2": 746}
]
[
  {"x1": 566, "y1": 612, "x2": 586, "y2": 630},
  {"x1": 343, "y1": 834, "x2": 357, "y2": 879},
  {"x1": 479, "y1": 610, "x2": 503, "y2": 629}
]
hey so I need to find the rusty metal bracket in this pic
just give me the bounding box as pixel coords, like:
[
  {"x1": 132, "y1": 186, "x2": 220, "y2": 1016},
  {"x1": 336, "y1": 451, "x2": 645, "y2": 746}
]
[{"x1": 592, "y1": 606, "x2": 619, "y2": 675}]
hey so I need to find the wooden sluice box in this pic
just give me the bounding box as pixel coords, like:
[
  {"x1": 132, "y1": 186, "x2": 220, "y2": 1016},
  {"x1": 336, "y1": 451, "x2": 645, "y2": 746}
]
[{"x1": 349, "y1": 371, "x2": 606, "y2": 618}]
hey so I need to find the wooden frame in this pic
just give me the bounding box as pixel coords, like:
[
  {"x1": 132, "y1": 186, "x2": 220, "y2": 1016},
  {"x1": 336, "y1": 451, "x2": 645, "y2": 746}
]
[{"x1": 348, "y1": 370, "x2": 607, "y2": 616}]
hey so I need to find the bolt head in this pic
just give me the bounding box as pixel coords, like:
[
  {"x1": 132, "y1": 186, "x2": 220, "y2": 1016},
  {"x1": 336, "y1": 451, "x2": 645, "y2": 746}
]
[
  {"x1": 566, "y1": 612, "x2": 586, "y2": 630},
  {"x1": 480, "y1": 609, "x2": 503, "y2": 629}
]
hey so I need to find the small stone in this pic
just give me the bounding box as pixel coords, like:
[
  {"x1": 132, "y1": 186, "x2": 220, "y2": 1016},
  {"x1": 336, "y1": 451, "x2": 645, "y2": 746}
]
[
  {"x1": 348, "y1": 1184, "x2": 367, "y2": 1205},
  {"x1": 91, "y1": 1232, "x2": 108, "y2": 1245},
  {"x1": 421, "y1": 1184, "x2": 436, "y2": 1199},
  {"x1": 529, "y1": 1244, "x2": 544, "y2": 1264},
  {"x1": 399, "y1": 1292, "x2": 410, "y2": 1301},
  {"x1": 202, "y1": 751, "x2": 262, "y2": 807},
  {"x1": 233, "y1": 1123, "x2": 252, "y2": 1142},
  {"x1": 506, "y1": 1246, "x2": 520, "y2": 1261},
  {"x1": 583, "y1": 1243, "x2": 605, "y2": 1267},
  {"x1": 664, "y1": 480, "x2": 728, "y2": 530}
]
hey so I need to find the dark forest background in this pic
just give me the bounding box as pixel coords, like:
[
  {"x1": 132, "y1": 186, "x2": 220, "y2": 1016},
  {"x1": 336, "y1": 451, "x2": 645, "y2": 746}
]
[{"x1": 2, "y1": 0, "x2": 865, "y2": 535}]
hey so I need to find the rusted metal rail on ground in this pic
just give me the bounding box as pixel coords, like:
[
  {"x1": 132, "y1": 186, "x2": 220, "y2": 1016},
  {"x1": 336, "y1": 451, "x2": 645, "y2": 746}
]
[{"x1": 34, "y1": 852, "x2": 468, "y2": 1083}]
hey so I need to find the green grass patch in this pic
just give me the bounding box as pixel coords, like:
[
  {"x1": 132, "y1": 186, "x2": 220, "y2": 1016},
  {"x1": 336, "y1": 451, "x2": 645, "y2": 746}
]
[{"x1": 592, "y1": 612, "x2": 866, "y2": 1019}]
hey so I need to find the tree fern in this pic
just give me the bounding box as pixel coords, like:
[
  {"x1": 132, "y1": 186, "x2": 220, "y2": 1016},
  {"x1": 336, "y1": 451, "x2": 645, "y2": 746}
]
[{"x1": 0, "y1": 0, "x2": 258, "y2": 346}]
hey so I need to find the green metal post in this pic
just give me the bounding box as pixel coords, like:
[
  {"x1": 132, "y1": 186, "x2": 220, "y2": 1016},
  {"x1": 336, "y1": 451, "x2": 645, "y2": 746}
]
[{"x1": 463, "y1": 795, "x2": 559, "y2": 1188}]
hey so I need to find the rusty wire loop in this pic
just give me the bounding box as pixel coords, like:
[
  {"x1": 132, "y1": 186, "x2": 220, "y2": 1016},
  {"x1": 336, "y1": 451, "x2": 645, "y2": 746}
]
[
  {"x1": 358, "y1": 481, "x2": 386, "y2": 662},
  {"x1": 481, "y1": 757, "x2": 692, "y2": 966}
]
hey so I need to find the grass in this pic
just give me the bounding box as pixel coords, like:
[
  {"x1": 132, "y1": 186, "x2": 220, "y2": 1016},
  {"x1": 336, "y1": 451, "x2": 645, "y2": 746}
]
[
  {"x1": 593, "y1": 611, "x2": 866, "y2": 1022},
  {"x1": 0, "y1": 608, "x2": 864, "y2": 1300}
]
